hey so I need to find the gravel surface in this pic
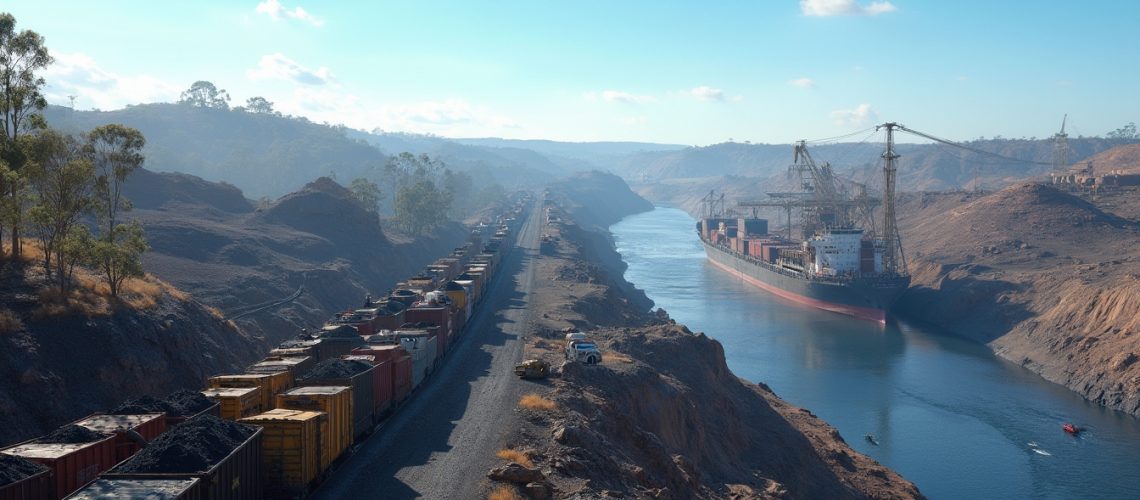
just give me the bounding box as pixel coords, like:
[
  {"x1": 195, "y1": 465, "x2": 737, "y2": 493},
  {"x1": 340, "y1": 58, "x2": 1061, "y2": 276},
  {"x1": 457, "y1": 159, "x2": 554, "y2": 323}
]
[
  {"x1": 112, "y1": 415, "x2": 257, "y2": 473},
  {"x1": 312, "y1": 203, "x2": 540, "y2": 499},
  {"x1": 0, "y1": 454, "x2": 48, "y2": 486},
  {"x1": 36, "y1": 425, "x2": 108, "y2": 444}
]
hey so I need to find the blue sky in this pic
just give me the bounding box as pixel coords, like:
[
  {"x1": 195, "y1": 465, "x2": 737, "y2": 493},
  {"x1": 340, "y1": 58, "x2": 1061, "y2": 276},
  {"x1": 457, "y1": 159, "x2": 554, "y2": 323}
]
[{"x1": 6, "y1": 0, "x2": 1139, "y2": 144}]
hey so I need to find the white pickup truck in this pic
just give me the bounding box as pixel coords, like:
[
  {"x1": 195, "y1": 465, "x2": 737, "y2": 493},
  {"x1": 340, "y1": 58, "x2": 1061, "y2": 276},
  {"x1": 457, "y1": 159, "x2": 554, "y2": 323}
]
[{"x1": 564, "y1": 331, "x2": 602, "y2": 365}]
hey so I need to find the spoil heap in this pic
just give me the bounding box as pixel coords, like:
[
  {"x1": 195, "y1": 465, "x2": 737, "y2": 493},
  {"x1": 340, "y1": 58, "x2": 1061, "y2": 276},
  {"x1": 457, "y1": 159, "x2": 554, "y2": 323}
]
[
  {"x1": 36, "y1": 425, "x2": 108, "y2": 444},
  {"x1": 111, "y1": 390, "x2": 216, "y2": 417},
  {"x1": 300, "y1": 359, "x2": 372, "y2": 381},
  {"x1": 112, "y1": 416, "x2": 257, "y2": 473}
]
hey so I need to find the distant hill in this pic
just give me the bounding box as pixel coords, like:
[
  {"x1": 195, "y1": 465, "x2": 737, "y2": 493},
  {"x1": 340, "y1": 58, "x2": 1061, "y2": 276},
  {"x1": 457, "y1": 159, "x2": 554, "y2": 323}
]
[{"x1": 1078, "y1": 143, "x2": 1140, "y2": 174}]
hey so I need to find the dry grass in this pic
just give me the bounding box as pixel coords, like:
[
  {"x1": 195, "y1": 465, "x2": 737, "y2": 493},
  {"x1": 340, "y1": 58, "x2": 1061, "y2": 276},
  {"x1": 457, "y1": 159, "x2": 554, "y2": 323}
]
[
  {"x1": 603, "y1": 351, "x2": 634, "y2": 364},
  {"x1": 0, "y1": 309, "x2": 24, "y2": 334},
  {"x1": 487, "y1": 485, "x2": 521, "y2": 500},
  {"x1": 495, "y1": 448, "x2": 534, "y2": 468},
  {"x1": 518, "y1": 393, "x2": 557, "y2": 411}
]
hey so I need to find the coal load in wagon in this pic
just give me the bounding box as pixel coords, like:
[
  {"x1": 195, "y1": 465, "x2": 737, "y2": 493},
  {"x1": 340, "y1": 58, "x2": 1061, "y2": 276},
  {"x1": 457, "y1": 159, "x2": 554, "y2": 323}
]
[
  {"x1": 299, "y1": 359, "x2": 372, "y2": 381},
  {"x1": 112, "y1": 390, "x2": 215, "y2": 417},
  {"x1": 112, "y1": 415, "x2": 257, "y2": 473},
  {"x1": 0, "y1": 454, "x2": 48, "y2": 486},
  {"x1": 36, "y1": 425, "x2": 109, "y2": 444}
]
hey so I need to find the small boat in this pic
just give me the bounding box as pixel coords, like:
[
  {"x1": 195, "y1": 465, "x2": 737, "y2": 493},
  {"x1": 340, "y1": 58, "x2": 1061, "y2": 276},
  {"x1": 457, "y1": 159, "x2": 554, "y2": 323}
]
[
  {"x1": 1063, "y1": 423, "x2": 1080, "y2": 435},
  {"x1": 865, "y1": 433, "x2": 879, "y2": 446}
]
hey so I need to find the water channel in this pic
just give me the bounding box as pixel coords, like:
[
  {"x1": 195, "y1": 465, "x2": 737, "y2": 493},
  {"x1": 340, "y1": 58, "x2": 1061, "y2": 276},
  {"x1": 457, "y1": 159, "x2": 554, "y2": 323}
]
[{"x1": 610, "y1": 206, "x2": 1140, "y2": 499}]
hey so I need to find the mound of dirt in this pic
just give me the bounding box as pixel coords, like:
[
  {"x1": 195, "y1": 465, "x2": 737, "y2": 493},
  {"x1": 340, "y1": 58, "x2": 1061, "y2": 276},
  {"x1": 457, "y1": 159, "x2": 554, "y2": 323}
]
[
  {"x1": 0, "y1": 454, "x2": 48, "y2": 486},
  {"x1": 36, "y1": 425, "x2": 108, "y2": 444},
  {"x1": 112, "y1": 390, "x2": 216, "y2": 417},
  {"x1": 258, "y1": 177, "x2": 388, "y2": 246},
  {"x1": 124, "y1": 168, "x2": 252, "y2": 213},
  {"x1": 1081, "y1": 143, "x2": 1140, "y2": 174},
  {"x1": 300, "y1": 359, "x2": 373, "y2": 381},
  {"x1": 112, "y1": 415, "x2": 257, "y2": 473}
]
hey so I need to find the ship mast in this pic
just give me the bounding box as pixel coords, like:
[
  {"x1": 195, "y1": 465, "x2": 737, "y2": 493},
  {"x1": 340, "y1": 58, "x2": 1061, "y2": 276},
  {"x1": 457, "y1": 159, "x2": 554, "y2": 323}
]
[{"x1": 877, "y1": 122, "x2": 905, "y2": 275}]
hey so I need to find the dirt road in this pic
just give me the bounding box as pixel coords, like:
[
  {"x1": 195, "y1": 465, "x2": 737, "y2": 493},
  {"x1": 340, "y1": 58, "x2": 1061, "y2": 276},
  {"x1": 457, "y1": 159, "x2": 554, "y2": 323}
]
[{"x1": 311, "y1": 203, "x2": 543, "y2": 499}]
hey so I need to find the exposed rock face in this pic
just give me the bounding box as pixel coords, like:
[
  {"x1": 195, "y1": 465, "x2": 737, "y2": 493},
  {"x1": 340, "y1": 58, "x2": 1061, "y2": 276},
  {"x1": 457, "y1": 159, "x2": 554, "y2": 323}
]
[
  {"x1": 504, "y1": 199, "x2": 924, "y2": 499},
  {"x1": 547, "y1": 171, "x2": 653, "y2": 229},
  {"x1": 897, "y1": 183, "x2": 1140, "y2": 416}
]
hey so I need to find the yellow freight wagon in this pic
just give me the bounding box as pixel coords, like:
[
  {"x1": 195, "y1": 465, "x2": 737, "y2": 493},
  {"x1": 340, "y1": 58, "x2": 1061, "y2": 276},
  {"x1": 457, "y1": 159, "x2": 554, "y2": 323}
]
[
  {"x1": 276, "y1": 386, "x2": 352, "y2": 470},
  {"x1": 240, "y1": 409, "x2": 324, "y2": 496},
  {"x1": 207, "y1": 371, "x2": 293, "y2": 411},
  {"x1": 201, "y1": 387, "x2": 262, "y2": 420}
]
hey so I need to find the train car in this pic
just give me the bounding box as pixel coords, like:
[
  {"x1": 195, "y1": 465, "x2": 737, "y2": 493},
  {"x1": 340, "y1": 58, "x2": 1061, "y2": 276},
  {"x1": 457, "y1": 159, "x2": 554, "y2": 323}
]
[
  {"x1": 295, "y1": 359, "x2": 376, "y2": 442},
  {"x1": 275, "y1": 387, "x2": 351, "y2": 471}
]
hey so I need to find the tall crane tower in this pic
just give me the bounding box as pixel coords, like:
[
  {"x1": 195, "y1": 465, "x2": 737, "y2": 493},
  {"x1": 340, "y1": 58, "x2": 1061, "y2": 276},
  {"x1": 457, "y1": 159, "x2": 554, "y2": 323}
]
[
  {"x1": 1052, "y1": 114, "x2": 1070, "y2": 173},
  {"x1": 877, "y1": 122, "x2": 905, "y2": 275}
]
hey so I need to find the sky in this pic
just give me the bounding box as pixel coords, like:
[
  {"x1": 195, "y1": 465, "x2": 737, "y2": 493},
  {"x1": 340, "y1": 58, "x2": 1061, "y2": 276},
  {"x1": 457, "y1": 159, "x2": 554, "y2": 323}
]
[{"x1": 5, "y1": 0, "x2": 1140, "y2": 145}]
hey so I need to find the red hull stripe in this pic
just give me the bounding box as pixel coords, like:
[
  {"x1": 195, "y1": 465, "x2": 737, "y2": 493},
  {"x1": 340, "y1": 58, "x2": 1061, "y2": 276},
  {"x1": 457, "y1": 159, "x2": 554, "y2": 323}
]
[{"x1": 706, "y1": 256, "x2": 887, "y2": 323}]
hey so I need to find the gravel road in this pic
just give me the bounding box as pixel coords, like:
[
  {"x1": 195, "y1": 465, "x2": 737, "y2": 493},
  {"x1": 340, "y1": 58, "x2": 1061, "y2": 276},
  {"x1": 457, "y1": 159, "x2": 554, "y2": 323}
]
[{"x1": 311, "y1": 202, "x2": 543, "y2": 499}]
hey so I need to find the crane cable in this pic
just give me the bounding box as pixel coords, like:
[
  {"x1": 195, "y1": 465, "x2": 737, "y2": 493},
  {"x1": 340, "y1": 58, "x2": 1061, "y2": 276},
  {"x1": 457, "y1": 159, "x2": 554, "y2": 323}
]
[{"x1": 896, "y1": 125, "x2": 1054, "y2": 167}]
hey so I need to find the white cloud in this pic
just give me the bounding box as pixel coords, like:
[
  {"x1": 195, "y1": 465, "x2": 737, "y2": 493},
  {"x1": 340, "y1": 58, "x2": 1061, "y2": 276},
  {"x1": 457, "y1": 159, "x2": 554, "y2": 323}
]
[
  {"x1": 247, "y1": 53, "x2": 335, "y2": 85},
  {"x1": 831, "y1": 103, "x2": 877, "y2": 126},
  {"x1": 788, "y1": 77, "x2": 815, "y2": 88},
  {"x1": 624, "y1": 116, "x2": 648, "y2": 126},
  {"x1": 255, "y1": 0, "x2": 325, "y2": 26},
  {"x1": 690, "y1": 86, "x2": 725, "y2": 101},
  {"x1": 584, "y1": 90, "x2": 656, "y2": 104},
  {"x1": 800, "y1": 0, "x2": 897, "y2": 16},
  {"x1": 42, "y1": 52, "x2": 180, "y2": 110}
]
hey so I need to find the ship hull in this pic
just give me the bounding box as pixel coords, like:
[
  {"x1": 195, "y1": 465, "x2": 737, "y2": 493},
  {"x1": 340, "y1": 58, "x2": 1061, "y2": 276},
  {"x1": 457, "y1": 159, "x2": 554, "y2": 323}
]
[{"x1": 702, "y1": 240, "x2": 908, "y2": 323}]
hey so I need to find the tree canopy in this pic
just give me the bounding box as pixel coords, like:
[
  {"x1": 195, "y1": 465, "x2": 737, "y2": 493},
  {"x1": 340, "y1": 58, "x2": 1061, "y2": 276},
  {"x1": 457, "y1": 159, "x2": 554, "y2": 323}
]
[{"x1": 179, "y1": 80, "x2": 231, "y2": 109}]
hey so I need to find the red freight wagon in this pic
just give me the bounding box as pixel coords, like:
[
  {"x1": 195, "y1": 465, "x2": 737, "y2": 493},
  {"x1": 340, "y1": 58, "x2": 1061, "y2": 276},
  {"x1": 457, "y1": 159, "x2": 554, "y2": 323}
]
[
  {"x1": 341, "y1": 355, "x2": 392, "y2": 420},
  {"x1": 0, "y1": 455, "x2": 52, "y2": 500},
  {"x1": 2, "y1": 435, "x2": 117, "y2": 500},
  {"x1": 404, "y1": 306, "x2": 450, "y2": 353},
  {"x1": 74, "y1": 414, "x2": 166, "y2": 463},
  {"x1": 392, "y1": 354, "x2": 413, "y2": 403}
]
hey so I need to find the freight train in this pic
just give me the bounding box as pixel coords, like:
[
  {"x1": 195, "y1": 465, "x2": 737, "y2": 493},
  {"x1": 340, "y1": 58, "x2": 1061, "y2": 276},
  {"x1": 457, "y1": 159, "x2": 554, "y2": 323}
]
[{"x1": 0, "y1": 195, "x2": 531, "y2": 500}]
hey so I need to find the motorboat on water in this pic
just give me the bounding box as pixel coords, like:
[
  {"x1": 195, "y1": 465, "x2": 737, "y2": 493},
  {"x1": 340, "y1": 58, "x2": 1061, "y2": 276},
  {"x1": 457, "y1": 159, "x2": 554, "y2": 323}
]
[
  {"x1": 1063, "y1": 423, "x2": 1080, "y2": 435},
  {"x1": 864, "y1": 433, "x2": 879, "y2": 446}
]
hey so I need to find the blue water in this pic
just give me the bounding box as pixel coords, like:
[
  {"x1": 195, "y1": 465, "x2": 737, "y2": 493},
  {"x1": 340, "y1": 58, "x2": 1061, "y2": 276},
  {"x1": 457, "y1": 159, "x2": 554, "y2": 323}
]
[{"x1": 611, "y1": 206, "x2": 1140, "y2": 500}]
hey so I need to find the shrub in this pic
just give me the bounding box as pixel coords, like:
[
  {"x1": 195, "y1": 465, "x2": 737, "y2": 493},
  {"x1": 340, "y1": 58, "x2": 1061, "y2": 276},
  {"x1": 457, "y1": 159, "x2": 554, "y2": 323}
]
[
  {"x1": 487, "y1": 485, "x2": 521, "y2": 500},
  {"x1": 518, "y1": 393, "x2": 557, "y2": 411},
  {"x1": 0, "y1": 309, "x2": 24, "y2": 334},
  {"x1": 495, "y1": 448, "x2": 534, "y2": 468}
]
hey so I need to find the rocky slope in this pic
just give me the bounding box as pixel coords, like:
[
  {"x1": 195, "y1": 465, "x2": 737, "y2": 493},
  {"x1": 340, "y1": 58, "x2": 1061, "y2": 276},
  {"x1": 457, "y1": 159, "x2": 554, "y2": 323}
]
[
  {"x1": 490, "y1": 190, "x2": 922, "y2": 498},
  {"x1": 125, "y1": 171, "x2": 470, "y2": 348},
  {"x1": 0, "y1": 259, "x2": 261, "y2": 445},
  {"x1": 896, "y1": 183, "x2": 1140, "y2": 416},
  {"x1": 546, "y1": 171, "x2": 654, "y2": 230}
]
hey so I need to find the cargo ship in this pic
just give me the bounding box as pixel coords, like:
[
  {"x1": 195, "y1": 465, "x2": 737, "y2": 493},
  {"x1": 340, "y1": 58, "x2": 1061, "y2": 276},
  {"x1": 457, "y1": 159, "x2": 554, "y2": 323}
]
[{"x1": 697, "y1": 123, "x2": 911, "y2": 322}]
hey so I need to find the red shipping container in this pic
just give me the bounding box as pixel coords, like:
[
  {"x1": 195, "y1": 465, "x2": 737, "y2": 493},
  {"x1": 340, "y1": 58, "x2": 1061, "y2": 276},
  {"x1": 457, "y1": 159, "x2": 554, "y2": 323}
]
[
  {"x1": 349, "y1": 348, "x2": 398, "y2": 418},
  {"x1": 341, "y1": 355, "x2": 393, "y2": 420},
  {"x1": 75, "y1": 414, "x2": 166, "y2": 463},
  {"x1": 392, "y1": 354, "x2": 413, "y2": 403},
  {"x1": 2, "y1": 435, "x2": 117, "y2": 500},
  {"x1": 405, "y1": 306, "x2": 451, "y2": 353}
]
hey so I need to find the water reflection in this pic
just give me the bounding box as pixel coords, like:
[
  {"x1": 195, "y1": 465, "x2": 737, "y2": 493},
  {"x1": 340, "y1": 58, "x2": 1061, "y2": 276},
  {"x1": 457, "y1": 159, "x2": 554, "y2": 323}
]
[{"x1": 613, "y1": 207, "x2": 1140, "y2": 500}]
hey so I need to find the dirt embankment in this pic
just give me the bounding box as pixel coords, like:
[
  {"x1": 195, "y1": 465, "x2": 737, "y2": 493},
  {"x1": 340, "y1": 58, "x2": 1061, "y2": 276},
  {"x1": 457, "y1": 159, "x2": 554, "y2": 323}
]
[
  {"x1": 493, "y1": 200, "x2": 922, "y2": 498},
  {"x1": 896, "y1": 183, "x2": 1140, "y2": 416},
  {"x1": 0, "y1": 259, "x2": 261, "y2": 445}
]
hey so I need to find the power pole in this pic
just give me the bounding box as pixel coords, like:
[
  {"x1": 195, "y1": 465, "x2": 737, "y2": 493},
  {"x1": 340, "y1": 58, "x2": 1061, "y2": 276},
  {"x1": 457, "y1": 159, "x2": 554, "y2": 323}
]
[
  {"x1": 1052, "y1": 114, "x2": 1070, "y2": 173},
  {"x1": 67, "y1": 95, "x2": 77, "y2": 109}
]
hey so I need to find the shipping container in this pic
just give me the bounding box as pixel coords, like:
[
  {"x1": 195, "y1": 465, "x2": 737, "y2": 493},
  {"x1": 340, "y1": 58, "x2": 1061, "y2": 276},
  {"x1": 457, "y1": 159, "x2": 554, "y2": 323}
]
[
  {"x1": 201, "y1": 387, "x2": 262, "y2": 420},
  {"x1": 247, "y1": 356, "x2": 314, "y2": 381},
  {"x1": 102, "y1": 417, "x2": 263, "y2": 500},
  {"x1": 275, "y1": 387, "x2": 351, "y2": 471},
  {"x1": 65, "y1": 478, "x2": 202, "y2": 500},
  {"x1": 239, "y1": 410, "x2": 323, "y2": 498},
  {"x1": 2, "y1": 435, "x2": 117, "y2": 500},
  {"x1": 392, "y1": 354, "x2": 413, "y2": 403},
  {"x1": 737, "y1": 218, "x2": 769, "y2": 237},
  {"x1": 341, "y1": 356, "x2": 391, "y2": 420},
  {"x1": 74, "y1": 414, "x2": 167, "y2": 463},
  {"x1": 0, "y1": 455, "x2": 52, "y2": 500},
  {"x1": 404, "y1": 304, "x2": 450, "y2": 353},
  {"x1": 296, "y1": 360, "x2": 376, "y2": 442},
  {"x1": 207, "y1": 372, "x2": 292, "y2": 413},
  {"x1": 397, "y1": 332, "x2": 437, "y2": 388}
]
